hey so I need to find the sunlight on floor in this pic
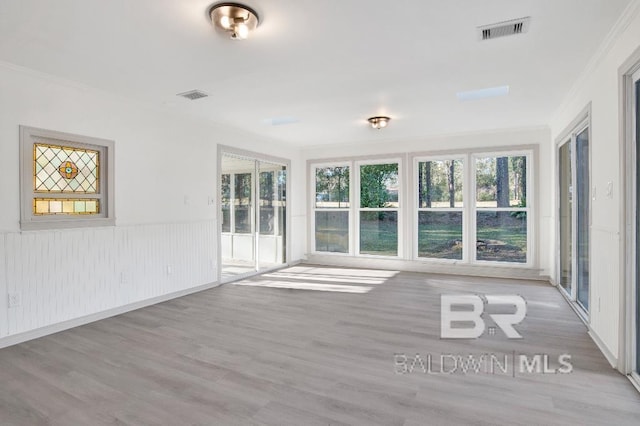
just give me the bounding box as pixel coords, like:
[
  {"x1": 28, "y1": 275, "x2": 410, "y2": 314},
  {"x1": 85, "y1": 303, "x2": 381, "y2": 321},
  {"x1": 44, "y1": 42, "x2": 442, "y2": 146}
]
[
  {"x1": 233, "y1": 279, "x2": 372, "y2": 293},
  {"x1": 259, "y1": 272, "x2": 389, "y2": 285}
]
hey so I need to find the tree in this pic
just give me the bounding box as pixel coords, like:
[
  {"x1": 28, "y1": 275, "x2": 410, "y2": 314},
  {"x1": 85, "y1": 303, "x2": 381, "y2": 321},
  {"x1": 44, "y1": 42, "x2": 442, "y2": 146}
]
[
  {"x1": 316, "y1": 166, "x2": 349, "y2": 207},
  {"x1": 519, "y1": 157, "x2": 526, "y2": 205},
  {"x1": 496, "y1": 157, "x2": 510, "y2": 207},
  {"x1": 360, "y1": 164, "x2": 398, "y2": 208},
  {"x1": 260, "y1": 171, "x2": 273, "y2": 207},
  {"x1": 418, "y1": 162, "x2": 432, "y2": 208},
  {"x1": 447, "y1": 160, "x2": 455, "y2": 208}
]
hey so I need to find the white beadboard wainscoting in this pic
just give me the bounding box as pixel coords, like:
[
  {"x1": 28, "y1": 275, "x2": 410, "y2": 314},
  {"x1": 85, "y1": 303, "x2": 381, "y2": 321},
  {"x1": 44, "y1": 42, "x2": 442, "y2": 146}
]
[
  {"x1": 588, "y1": 226, "x2": 622, "y2": 365},
  {"x1": 0, "y1": 220, "x2": 218, "y2": 346}
]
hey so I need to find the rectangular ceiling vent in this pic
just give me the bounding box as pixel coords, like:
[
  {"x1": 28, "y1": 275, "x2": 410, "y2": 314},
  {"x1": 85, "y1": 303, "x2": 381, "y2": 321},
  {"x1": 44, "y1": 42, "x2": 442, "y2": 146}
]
[
  {"x1": 478, "y1": 17, "x2": 530, "y2": 41},
  {"x1": 176, "y1": 90, "x2": 209, "y2": 100}
]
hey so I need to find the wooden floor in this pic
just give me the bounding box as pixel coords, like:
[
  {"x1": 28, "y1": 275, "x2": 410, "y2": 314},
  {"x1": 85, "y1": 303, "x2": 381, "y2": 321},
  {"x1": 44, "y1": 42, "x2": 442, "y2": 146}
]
[{"x1": 1, "y1": 265, "x2": 639, "y2": 425}]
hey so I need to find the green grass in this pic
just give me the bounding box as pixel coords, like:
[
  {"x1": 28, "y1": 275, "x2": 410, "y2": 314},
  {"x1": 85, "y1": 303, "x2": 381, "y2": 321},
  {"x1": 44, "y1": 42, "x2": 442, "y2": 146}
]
[
  {"x1": 317, "y1": 211, "x2": 527, "y2": 263},
  {"x1": 418, "y1": 212, "x2": 527, "y2": 262},
  {"x1": 418, "y1": 223, "x2": 463, "y2": 259},
  {"x1": 359, "y1": 214, "x2": 398, "y2": 256}
]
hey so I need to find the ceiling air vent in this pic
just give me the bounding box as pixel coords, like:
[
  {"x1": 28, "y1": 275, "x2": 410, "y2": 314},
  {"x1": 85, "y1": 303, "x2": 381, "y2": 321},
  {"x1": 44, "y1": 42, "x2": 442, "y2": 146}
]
[
  {"x1": 478, "y1": 17, "x2": 530, "y2": 41},
  {"x1": 176, "y1": 90, "x2": 209, "y2": 100}
]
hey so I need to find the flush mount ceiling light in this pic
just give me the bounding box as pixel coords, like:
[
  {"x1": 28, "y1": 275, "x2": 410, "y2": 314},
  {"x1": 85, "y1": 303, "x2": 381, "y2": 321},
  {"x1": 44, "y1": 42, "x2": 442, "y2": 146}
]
[
  {"x1": 368, "y1": 116, "x2": 390, "y2": 130},
  {"x1": 209, "y1": 2, "x2": 259, "y2": 40}
]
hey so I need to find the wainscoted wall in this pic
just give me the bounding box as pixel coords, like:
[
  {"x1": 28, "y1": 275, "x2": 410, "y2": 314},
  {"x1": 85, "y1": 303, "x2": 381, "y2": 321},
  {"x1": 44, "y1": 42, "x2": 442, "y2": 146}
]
[
  {"x1": 589, "y1": 226, "x2": 621, "y2": 361},
  {"x1": 1, "y1": 220, "x2": 217, "y2": 339},
  {"x1": 0, "y1": 233, "x2": 7, "y2": 338},
  {"x1": 0, "y1": 62, "x2": 304, "y2": 347},
  {"x1": 549, "y1": 3, "x2": 640, "y2": 366}
]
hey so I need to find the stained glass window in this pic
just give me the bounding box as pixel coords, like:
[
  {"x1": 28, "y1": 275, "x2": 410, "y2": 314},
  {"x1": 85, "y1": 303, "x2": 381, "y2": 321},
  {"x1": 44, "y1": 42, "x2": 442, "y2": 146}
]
[
  {"x1": 34, "y1": 143, "x2": 99, "y2": 193},
  {"x1": 20, "y1": 126, "x2": 114, "y2": 230},
  {"x1": 30, "y1": 143, "x2": 101, "y2": 215},
  {"x1": 34, "y1": 199, "x2": 100, "y2": 215}
]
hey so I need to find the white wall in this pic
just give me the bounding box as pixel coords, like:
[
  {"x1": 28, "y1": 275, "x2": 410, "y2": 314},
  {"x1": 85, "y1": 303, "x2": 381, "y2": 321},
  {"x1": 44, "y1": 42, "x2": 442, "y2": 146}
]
[
  {"x1": 0, "y1": 62, "x2": 303, "y2": 344},
  {"x1": 548, "y1": 3, "x2": 640, "y2": 364},
  {"x1": 301, "y1": 126, "x2": 553, "y2": 278}
]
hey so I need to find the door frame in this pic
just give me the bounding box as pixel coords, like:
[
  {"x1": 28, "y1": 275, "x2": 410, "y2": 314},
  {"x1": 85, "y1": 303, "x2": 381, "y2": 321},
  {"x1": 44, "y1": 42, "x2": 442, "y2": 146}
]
[
  {"x1": 554, "y1": 103, "x2": 591, "y2": 322},
  {"x1": 217, "y1": 144, "x2": 291, "y2": 283},
  {"x1": 620, "y1": 47, "x2": 640, "y2": 383}
]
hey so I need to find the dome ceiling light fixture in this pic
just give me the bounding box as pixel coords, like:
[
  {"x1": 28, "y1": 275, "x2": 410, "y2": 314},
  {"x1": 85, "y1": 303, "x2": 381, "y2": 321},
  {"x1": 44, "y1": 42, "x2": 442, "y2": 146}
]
[
  {"x1": 367, "y1": 116, "x2": 391, "y2": 130},
  {"x1": 209, "y1": 2, "x2": 259, "y2": 40}
]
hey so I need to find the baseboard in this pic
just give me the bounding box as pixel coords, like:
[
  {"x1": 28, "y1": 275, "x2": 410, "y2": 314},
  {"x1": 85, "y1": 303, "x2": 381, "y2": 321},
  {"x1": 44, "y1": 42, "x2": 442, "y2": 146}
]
[
  {"x1": 588, "y1": 329, "x2": 618, "y2": 368},
  {"x1": 305, "y1": 254, "x2": 549, "y2": 282},
  {"x1": 0, "y1": 280, "x2": 222, "y2": 349},
  {"x1": 629, "y1": 373, "x2": 640, "y2": 393}
]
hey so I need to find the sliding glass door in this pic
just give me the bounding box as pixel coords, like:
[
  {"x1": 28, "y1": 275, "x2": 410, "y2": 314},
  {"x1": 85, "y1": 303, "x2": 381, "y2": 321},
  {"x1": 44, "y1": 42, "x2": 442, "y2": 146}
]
[
  {"x1": 633, "y1": 70, "x2": 640, "y2": 376},
  {"x1": 220, "y1": 153, "x2": 287, "y2": 279},
  {"x1": 575, "y1": 129, "x2": 590, "y2": 310},
  {"x1": 559, "y1": 142, "x2": 572, "y2": 294},
  {"x1": 558, "y1": 123, "x2": 590, "y2": 315},
  {"x1": 257, "y1": 161, "x2": 287, "y2": 271}
]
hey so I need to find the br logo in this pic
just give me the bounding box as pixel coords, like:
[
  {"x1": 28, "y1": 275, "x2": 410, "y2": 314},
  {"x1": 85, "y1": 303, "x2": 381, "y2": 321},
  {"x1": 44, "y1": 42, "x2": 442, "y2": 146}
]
[{"x1": 440, "y1": 295, "x2": 526, "y2": 339}]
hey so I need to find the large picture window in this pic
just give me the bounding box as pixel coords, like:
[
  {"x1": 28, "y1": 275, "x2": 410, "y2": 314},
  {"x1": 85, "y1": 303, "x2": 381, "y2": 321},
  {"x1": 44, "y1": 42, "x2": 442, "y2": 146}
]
[
  {"x1": 310, "y1": 149, "x2": 532, "y2": 267},
  {"x1": 20, "y1": 126, "x2": 115, "y2": 230}
]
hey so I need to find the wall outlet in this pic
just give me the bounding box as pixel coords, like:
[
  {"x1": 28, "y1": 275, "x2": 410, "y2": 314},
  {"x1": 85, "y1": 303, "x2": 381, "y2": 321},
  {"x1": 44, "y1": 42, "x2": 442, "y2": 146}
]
[
  {"x1": 8, "y1": 292, "x2": 20, "y2": 308},
  {"x1": 208, "y1": 196, "x2": 215, "y2": 205},
  {"x1": 166, "y1": 265, "x2": 173, "y2": 275},
  {"x1": 120, "y1": 271, "x2": 129, "y2": 284}
]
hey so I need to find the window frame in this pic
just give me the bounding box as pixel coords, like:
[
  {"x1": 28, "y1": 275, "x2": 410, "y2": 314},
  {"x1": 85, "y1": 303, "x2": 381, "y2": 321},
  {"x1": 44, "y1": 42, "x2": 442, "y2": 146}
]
[
  {"x1": 308, "y1": 147, "x2": 535, "y2": 269},
  {"x1": 310, "y1": 161, "x2": 353, "y2": 256},
  {"x1": 413, "y1": 155, "x2": 467, "y2": 263},
  {"x1": 471, "y1": 150, "x2": 533, "y2": 267},
  {"x1": 19, "y1": 126, "x2": 115, "y2": 231},
  {"x1": 355, "y1": 158, "x2": 403, "y2": 258}
]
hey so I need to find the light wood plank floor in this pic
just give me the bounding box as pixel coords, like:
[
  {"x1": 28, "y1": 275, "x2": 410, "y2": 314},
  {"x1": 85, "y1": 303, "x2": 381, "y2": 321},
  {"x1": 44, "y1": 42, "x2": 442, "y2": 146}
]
[{"x1": 1, "y1": 265, "x2": 639, "y2": 425}]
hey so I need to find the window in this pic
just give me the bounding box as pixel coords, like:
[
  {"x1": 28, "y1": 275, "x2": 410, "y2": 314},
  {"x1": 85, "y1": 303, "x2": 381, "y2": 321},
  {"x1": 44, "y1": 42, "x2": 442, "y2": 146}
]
[
  {"x1": 416, "y1": 158, "x2": 464, "y2": 260},
  {"x1": 358, "y1": 161, "x2": 400, "y2": 257},
  {"x1": 234, "y1": 173, "x2": 252, "y2": 234},
  {"x1": 221, "y1": 174, "x2": 231, "y2": 232},
  {"x1": 313, "y1": 165, "x2": 350, "y2": 253},
  {"x1": 259, "y1": 168, "x2": 286, "y2": 237},
  {"x1": 310, "y1": 149, "x2": 532, "y2": 267},
  {"x1": 20, "y1": 126, "x2": 114, "y2": 230},
  {"x1": 474, "y1": 154, "x2": 529, "y2": 263}
]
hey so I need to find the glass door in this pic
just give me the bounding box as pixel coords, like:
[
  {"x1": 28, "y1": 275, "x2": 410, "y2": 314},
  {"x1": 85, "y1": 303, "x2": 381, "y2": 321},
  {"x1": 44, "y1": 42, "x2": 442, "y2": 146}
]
[
  {"x1": 558, "y1": 123, "x2": 590, "y2": 316},
  {"x1": 257, "y1": 161, "x2": 287, "y2": 271},
  {"x1": 221, "y1": 154, "x2": 257, "y2": 279},
  {"x1": 559, "y1": 141, "x2": 572, "y2": 294},
  {"x1": 575, "y1": 128, "x2": 590, "y2": 311},
  {"x1": 633, "y1": 71, "x2": 640, "y2": 375},
  {"x1": 220, "y1": 153, "x2": 288, "y2": 280}
]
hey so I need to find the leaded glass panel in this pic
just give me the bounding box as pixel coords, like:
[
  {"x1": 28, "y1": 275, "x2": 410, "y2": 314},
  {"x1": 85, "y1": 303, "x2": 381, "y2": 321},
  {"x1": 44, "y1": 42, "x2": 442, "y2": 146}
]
[{"x1": 34, "y1": 143, "x2": 99, "y2": 193}]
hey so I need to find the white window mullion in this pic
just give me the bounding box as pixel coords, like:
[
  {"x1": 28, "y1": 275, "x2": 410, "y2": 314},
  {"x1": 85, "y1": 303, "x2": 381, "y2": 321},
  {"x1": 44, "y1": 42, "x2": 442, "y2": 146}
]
[
  {"x1": 469, "y1": 153, "x2": 477, "y2": 263},
  {"x1": 354, "y1": 162, "x2": 361, "y2": 256}
]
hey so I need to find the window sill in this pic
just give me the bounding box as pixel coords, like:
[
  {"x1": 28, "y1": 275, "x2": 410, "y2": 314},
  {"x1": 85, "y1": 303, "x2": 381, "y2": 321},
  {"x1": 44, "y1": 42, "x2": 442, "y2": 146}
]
[{"x1": 20, "y1": 217, "x2": 116, "y2": 231}]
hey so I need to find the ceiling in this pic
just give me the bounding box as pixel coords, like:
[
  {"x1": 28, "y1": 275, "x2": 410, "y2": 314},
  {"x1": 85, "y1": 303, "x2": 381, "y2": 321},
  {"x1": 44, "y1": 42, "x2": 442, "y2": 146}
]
[{"x1": 0, "y1": 0, "x2": 633, "y2": 147}]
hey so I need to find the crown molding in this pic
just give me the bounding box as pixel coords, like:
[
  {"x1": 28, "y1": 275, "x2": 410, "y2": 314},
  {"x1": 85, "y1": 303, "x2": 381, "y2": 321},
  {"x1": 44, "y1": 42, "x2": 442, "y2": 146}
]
[{"x1": 551, "y1": 0, "x2": 640, "y2": 122}]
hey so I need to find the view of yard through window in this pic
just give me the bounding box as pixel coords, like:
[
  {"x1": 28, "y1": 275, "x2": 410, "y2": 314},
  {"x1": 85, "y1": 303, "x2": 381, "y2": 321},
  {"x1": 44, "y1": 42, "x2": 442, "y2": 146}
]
[
  {"x1": 315, "y1": 166, "x2": 350, "y2": 253},
  {"x1": 418, "y1": 159, "x2": 463, "y2": 259},
  {"x1": 312, "y1": 151, "x2": 530, "y2": 264},
  {"x1": 475, "y1": 155, "x2": 528, "y2": 263},
  {"x1": 359, "y1": 163, "x2": 399, "y2": 256}
]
